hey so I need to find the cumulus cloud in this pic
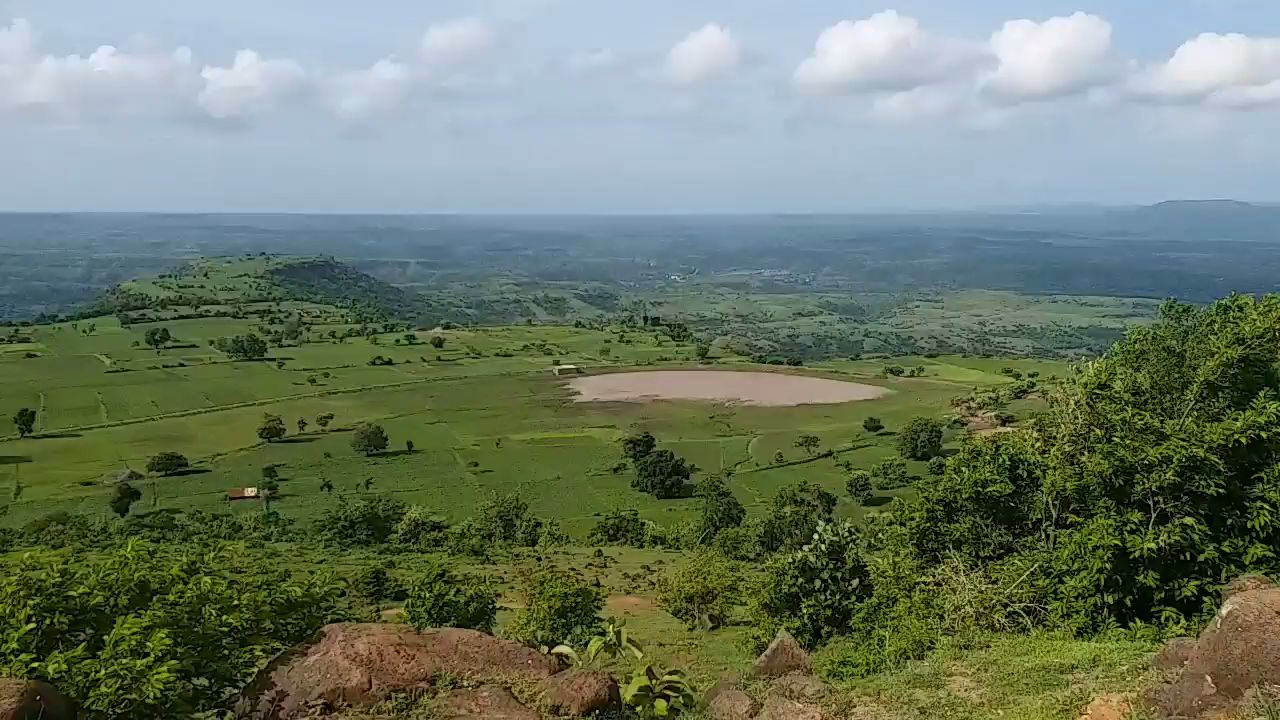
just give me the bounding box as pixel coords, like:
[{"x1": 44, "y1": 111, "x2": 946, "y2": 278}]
[
  {"x1": 198, "y1": 50, "x2": 307, "y2": 120},
  {"x1": 983, "y1": 12, "x2": 1115, "y2": 101},
  {"x1": 0, "y1": 18, "x2": 195, "y2": 118},
  {"x1": 324, "y1": 58, "x2": 411, "y2": 121},
  {"x1": 665, "y1": 24, "x2": 742, "y2": 86},
  {"x1": 421, "y1": 17, "x2": 496, "y2": 67},
  {"x1": 1133, "y1": 32, "x2": 1280, "y2": 108},
  {"x1": 794, "y1": 11, "x2": 981, "y2": 94}
]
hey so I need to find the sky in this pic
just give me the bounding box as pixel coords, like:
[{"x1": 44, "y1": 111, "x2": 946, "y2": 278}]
[{"x1": 2, "y1": 0, "x2": 1280, "y2": 213}]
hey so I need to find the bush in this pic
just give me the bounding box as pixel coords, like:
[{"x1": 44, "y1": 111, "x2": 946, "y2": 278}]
[
  {"x1": 146, "y1": 451, "x2": 189, "y2": 476},
  {"x1": 632, "y1": 449, "x2": 693, "y2": 499},
  {"x1": 0, "y1": 542, "x2": 344, "y2": 718},
  {"x1": 870, "y1": 458, "x2": 911, "y2": 490},
  {"x1": 896, "y1": 416, "x2": 944, "y2": 460},
  {"x1": 845, "y1": 470, "x2": 873, "y2": 504},
  {"x1": 588, "y1": 508, "x2": 650, "y2": 547},
  {"x1": 352, "y1": 563, "x2": 403, "y2": 604},
  {"x1": 758, "y1": 480, "x2": 837, "y2": 554},
  {"x1": 392, "y1": 506, "x2": 450, "y2": 549},
  {"x1": 747, "y1": 520, "x2": 871, "y2": 649},
  {"x1": 404, "y1": 563, "x2": 498, "y2": 633},
  {"x1": 862, "y1": 417, "x2": 885, "y2": 434},
  {"x1": 507, "y1": 568, "x2": 603, "y2": 649},
  {"x1": 351, "y1": 423, "x2": 389, "y2": 455},
  {"x1": 712, "y1": 523, "x2": 761, "y2": 561},
  {"x1": 927, "y1": 456, "x2": 947, "y2": 476},
  {"x1": 313, "y1": 495, "x2": 407, "y2": 547},
  {"x1": 695, "y1": 475, "x2": 745, "y2": 542},
  {"x1": 656, "y1": 551, "x2": 741, "y2": 630}
]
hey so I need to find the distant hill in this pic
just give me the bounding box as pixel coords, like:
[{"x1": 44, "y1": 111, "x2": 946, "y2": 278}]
[{"x1": 265, "y1": 258, "x2": 425, "y2": 320}]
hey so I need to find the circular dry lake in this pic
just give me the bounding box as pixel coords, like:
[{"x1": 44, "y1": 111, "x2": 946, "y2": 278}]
[{"x1": 566, "y1": 370, "x2": 890, "y2": 407}]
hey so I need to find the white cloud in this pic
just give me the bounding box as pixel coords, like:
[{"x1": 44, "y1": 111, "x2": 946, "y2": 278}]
[
  {"x1": 983, "y1": 13, "x2": 1115, "y2": 101},
  {"x1": 325, "y1": 58, "x2": 410, "y2": 121},
  {"x1": 665, "y1": 24, "x2": 742, "y2": 86},
  {"x1": 0, "y1": 18, "x2": 195, "y2": 117},
  {"x1": 421, "y1": 17, "x2": 496, "y2": 67},
  {"x1": 1133, "y1": 32, "x2": 1280, "y2": 109},
  {"x1": 198, "y1": 50, "x2": 307, "y2": 120},
  {"x1": 794, "y1": 11, "x2": 981, "y2": 94}
]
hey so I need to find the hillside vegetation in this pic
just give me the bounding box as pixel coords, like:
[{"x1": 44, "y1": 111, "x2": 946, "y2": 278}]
[{"x1": 3, "y1": 256, "x2": 1279, "y2": 719}]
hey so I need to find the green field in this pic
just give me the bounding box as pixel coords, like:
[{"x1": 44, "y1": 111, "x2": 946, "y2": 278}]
[{"x1": 0, "y1": 304, "x2": 1065, "y2": 532}]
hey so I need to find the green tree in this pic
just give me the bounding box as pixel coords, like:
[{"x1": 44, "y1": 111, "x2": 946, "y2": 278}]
[
  {"x1": 862, "y1": 417, "x2": 885, "y2": 434},
  {"x1": 405, "y1": 439, "x2": 415, "y2": 453},
  {"x1": 748, "y1": 520, "x2": 871, "y2": 649},
  {"x1": 621, "y1": 431, "x2": 657, "y2": 463},
  {"x1": 351, "y1": 423, "x2": 389, "y2": 456},
  {"x1": 352, "y1": 563, "x2": 401, "y2": 605},
  {"x1": 261, "y1": 465, "x2": 279, "y2": 482},
  {"x1": 257, "y1": 413, "x2": 287, "y2": 443},
  {"x1": 143, "y1": 326, "x2": 171, "y2": 350},
  {"x1": 896, "y1": 416, "x2": 944, "y2": 460},
  {"x1": 404, "y1": 563, "x2": 497, "y2": 632},
  {"x1": 215, "y1": 333, "x2": 268, "y2": 361},
  {"x1": 315, "y1": 412, "x2": 335, "y2": 431},
  {"x1": 695, "y1": 475, "x2": 745, "y2": 542},
  {"x1": 794, "y1": 434, "x2": 821, "y2": 456},
  {"x1": 633, "y1": 449, "x2": 693, "y2": 499},
  {"x1": 870, "y1": 458, "x2": 911, "y2": 490},
  {"x1": 319, "y1": 478, "x2": 334, "y2": 494},
  {"x1": 145, "y1": 452, "x2": 189, "y2": 476},
  {"x1": 845, "y1": 470, "x2": 873, "y2": 505},
  {"x1": 109, "y1": 482, "x2": 143, "y2": 518},
  {"x1": 694, "y1": 343, "x2": 711, "y2": 361},
  {"x1": 313, "y1": 495, "x2": 407, "y2": 547},
  {"x1": 429, "y1": 335, "x2": 446, "y2": 349},
  {"x1": 656, "y1": 551, "x2": 741, "y2": 630},
  {"x1": 296, "y1": 417, "x2": 308, "y2": 434},
  {"x1": 588, "y1": 508, "x2": 650, "y2": 547},
  {"x1": 508, "y1": 568, "x2": 604, "y2": 649},
  {"x1": 758, "y1": 480, "x2": 838, "y2": 553},
  {"x1": 12, "y1": 407, "x2": 36, "y2": 437}
]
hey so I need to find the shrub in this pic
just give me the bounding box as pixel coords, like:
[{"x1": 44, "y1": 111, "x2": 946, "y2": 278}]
[
  {"x1": 862, "y1": 416, "x2": 884, "y2": 434},
  {"x1": 632, "y1": 449, "x2": 693, "y2": 499},
  {"x1": 870, "y1": 458, "x2": 911, "y2": 490},
  {"x1": 351, "y1": 423, "x2": 389, "y2": 455},
  {"x1": 588, "y1": 508, "x2": 650, "y2": 547},
  {"x1": 927, "y1": 456, "x2": 947, "y2": 476},
  {"x1": 313, "y1": 495, "x2": 407, "y2": 547},
  {"x1": 845, "y1": 470, "x2": 873, "y2": 504},
  {"x1": 758, "y1": 480, "x2": 837, "y2": 554},
  {"x1": 352, "y1": 563, "x2": 403, "y2": 604},
  {"x1": 747, "y1": 520, "x2": 871, "y2": 649},
  {"x1": 0, "y1": 542, "x2": 343, "y2": 718},
  {"x1": 108, "y1": 483, "x2": 142, "y2": 518},
  {"x1": 146, "y1": 451, "x2": 189, "y2": 476},
  {"x1": 712, "y1": 523, "x2": 761, "y2": 561},
  {"x1": 257, "y1": 413, "x2": 287, "y2": 443},
  {"x1": 392, "y1": 506, "x2": 450, "y2": 549},
  {"x1": 507, "y1": 568, "x2": 604, "y2": 649},
  {"x1": 656, "y1": 552, "x2": 741, "y2": 630},
  {"x1": 695, "y1": 475, "x2": 745, "y2": 542},
  {"x1": 404, "y1": 563, "x2": 498, "y2": 633},
  {"x1": 896, "y1": 417, "x2": 944, "y2": 460}
]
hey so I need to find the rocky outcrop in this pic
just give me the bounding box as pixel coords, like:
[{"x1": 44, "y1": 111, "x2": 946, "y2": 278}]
[
  {"x1": 1144, "y1": 579, "x2": 1280, "y2": 718},
  {"x1": 434, "y1": 685, "x2": 539, "y2": 720},
  {"x1": 1152, "y1": 637, "x2": 1196, "y2": 672},
  {"x1": 538, "y1": 670, "x2": 620, "y2": 717},
  {"x1": 0, "y1": 679, "x2": 72, "y2": 720},
  {"x1": 769, "y1": 673, "x2": 829, "y2": 704},
  {"x1": 756, "y1": 694, "x2": 824, "y2": 720},
  {"x1": 236, "y1": 624, "x2": 557, "y2": 719},
  {"x1": 751, "y1": 630, "x2": 811, "y2": 678}
]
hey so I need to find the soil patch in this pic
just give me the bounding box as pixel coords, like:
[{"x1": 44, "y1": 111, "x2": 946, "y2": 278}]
[{"x1": 568, "y1": 371, "x2": 890, "y2": 407}]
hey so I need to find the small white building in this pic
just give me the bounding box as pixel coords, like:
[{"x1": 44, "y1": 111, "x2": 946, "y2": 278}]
[{"x1": 553, "y1": 365, "x2": 583, "y2": 377}]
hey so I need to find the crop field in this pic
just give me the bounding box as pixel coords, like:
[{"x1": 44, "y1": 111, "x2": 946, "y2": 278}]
[{"x1": 0, "y1": 308, "x2": 1066, "y2": 532}]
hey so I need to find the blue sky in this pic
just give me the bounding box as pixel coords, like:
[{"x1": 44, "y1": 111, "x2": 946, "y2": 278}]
[{"x1": 2, "y1": 0, "x2": 1280, "y2": 212}]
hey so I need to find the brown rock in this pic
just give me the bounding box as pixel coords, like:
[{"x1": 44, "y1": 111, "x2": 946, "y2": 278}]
[
  {"x1": 1221, "y1": 573, "x2": 1276, "y2": 601},
  {"x1": 236, "y1": 624, "x2": 557, "y2": 719},
  {"x1": 771, "y1": 672, "x2": 830, "y2": 703},
  {"x1": 539, "y1": 670, "x2": 620, "y2": 717},
  {"x1": 1078, "y1": 693, "x2": 1131, "y2": 720},
  {"x1": 752, "y1": 629, "x2": 812, "y2": 678},
  {"x1": 0, "y1": 679, "x2": 72, "y2": 720},
  {"x1": 1145, "y1": 585, "x2": 1280, "y2": 719},
  {"x1": 1153, "y1": 637, "x2": 1196, "y2": 672},
  {"x1": 708, "y1": 689, "x2": 760, "y2": 720},
  {"x1": 434, "y1": 685, "x2": 539, "y2": 720},
  {"x1": 703, "y1": 675, "x2": 743, "y2": 706},
  {"x1": 756, "y1": 694, "x2": 824, "y2": 720}
]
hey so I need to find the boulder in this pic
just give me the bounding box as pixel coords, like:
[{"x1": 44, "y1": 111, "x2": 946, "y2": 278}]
[
  {"x1": 434, "y1": 685, "x2": 539, "y2": 720},
  {"x1": 1152, "y1": 637, "x2": 1196, "y2": 672},
  {"x1": 236, "y1": 624, "x2": 557, "y2": 719},
  {"x1": 539, "y1": 670, "x2": 620, "y2": 717},
  {"x1": 0, "y1": 679, "x2": 72, "y2": 720},
  {"x1": 752, "y1": 629, "x2": 811, "y2": 678},
  {"x1": 756, "y1": 694, "x2": 824, "y2": 720},
  {"x1": 1144, "y1": 584, "x2": 1280, "y2": 719},
  {"x1": 708, "y1": 688, "x2": 759, "y2": 720}
]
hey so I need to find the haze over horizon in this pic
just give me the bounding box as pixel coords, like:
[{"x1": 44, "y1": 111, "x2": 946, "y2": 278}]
[{"x1": 4, "y1": 1, "x2": 1280, "y2": 213}]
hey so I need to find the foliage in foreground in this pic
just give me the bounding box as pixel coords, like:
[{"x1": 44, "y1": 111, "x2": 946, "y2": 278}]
[
  {"x1": 507, "y1": 568, "x2": 604, "y2": 649},
  {"x1": 0, "y1": 540, "x2": 345, "y2": 719},
  {"x1": 403, "y1": 563, "x2": 498, "y2": 633}
]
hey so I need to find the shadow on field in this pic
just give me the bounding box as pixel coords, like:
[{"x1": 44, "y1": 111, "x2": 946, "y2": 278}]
[
  {"x1": 0, "y1": 455, "x2": 33, "y2": 465},
  {"x1": 277, "y1": 437, "x2": 317, "y2": 444},
  {"x1": 168, "y1": 467, "x2": 211, "y2": 477},
  {"x1": 376, "y1": 449, "x2": 417, "y2": 458},
  {"x1": 33, "y1": 432, "x2": 82, "y2": 439},
  {"x1": 863, "y1": 495, "x2": 894, "y2": 508}
]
